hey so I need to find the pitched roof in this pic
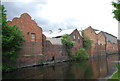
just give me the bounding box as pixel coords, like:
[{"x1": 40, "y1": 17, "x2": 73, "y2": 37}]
[
  {"x1": 93, "y1": 28, "x2": 101, "y2": 34},
  {"x1": 85, "y1": 26, "x2": 117, "y2": 44},
  {"x1": 46, "y1": 37, "x2": 62, "y2": 45},
  {"x1": 43, "y1": 28, "x2": 76, "y2": 38},
  {"x1": 101, "y1": 31, "x2": 117, "y2": 44}
]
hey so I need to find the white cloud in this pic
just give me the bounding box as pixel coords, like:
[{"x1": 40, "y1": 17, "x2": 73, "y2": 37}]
[{"x1": 2, "y1": 0, "x2": 118, "y2": 37}]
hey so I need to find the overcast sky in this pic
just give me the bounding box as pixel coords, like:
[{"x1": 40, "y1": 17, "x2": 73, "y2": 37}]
[{"x1": 2, "y1": 0, "x2": 118, "y2": 37}]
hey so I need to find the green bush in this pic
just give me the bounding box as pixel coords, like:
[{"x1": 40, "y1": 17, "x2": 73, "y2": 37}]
[
  {"x1": 62, "y1": 34, "x2": 75, "y2": 57},
  {"x1": 2, "y1": 5, "x2": 24, "y2": 72},
  {"x1": 80, "y1": 30, "x2": 93, "y2": 49},
  {"x1": 75, "y1": 48, "x2": 89, "y2": 60},
  {"x1": 39, "y1": 60, "x2": 45, "y2": 65}
]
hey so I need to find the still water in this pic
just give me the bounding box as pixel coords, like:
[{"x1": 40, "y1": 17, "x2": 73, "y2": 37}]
[{"x1": 3, "y1": 54, "x2": 119, "y2": 80}]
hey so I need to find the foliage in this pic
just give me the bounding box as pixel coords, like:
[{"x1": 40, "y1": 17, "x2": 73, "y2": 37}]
[
  {"x1": 112, "y1": 0, "x2": 120, "y2": 22},
  {"x1": 62, "y1": 34, "x2": 75, "y2": 57},
  {"x1": 83, "y1": 37, "x2": 93, "y2": 49},
  {"x1": 1, "y1": 5, "x2": 7, "y2": 26},
  {"x1": 39, "y1": 59, "x2": 45, "y2": 65},
  {"x1": 2, "y1": 5, "x2": 24, "y2": 72},
  {"x1": 74, "y1": 48, "x2": 89, "y2": 60},
  {"x1": 108, "y1": 64, "x2": 120, "y2": 80},
  {"x1": 81, "y1": 30, "x2": 93, "y2": 49}
]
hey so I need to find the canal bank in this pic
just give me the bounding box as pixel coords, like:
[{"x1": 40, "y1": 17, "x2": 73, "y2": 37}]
[{"x1": 2, "y1": 54, "x2": 119, "y2": 80}]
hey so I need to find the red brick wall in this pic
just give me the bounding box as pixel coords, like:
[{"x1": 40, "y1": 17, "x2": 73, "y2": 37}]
[
  {"x1": 106, "y1": 42, "x2": 118, "y2": 54},
  {"x1": 42, "y1": 29, "x2": 83, "y2": 62},
  {"x1": 42, "y1": 34, "x2": 54, "y2": 61},
  {"x1": 84, "y1": 27, "x2": 98, "y2": 56},
  {"x1": 97, "y1": 32, "x2": 106, "y2": 55},
  {"x1": 6, "y1": 13, "x2": 43, "y2": 68},
  {"x1": 42, "y1": 34, "x2": 68, "y2": 62},
  {"x1": 70, "y1": 29, "x2": 83, "y2": 55}
]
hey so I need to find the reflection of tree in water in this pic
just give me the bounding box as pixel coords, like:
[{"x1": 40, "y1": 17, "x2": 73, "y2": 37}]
[
  {"x1": 84, "y1": 63, "x2": 93, "y2": 79},
  {"x1": 65, "y1": 61, "x2": 76, "y2": 79}
]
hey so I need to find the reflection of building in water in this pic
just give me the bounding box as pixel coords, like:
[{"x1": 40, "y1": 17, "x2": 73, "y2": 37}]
[
  {"x1": 89, "y1": 56, "x2": 108, "y2": 79},
  {"x1": 107, "y1": 55, "x2": 118, "y2": 76},
  {"x1": 98, "y1": 56, "x2": 108, "y2": 77}
]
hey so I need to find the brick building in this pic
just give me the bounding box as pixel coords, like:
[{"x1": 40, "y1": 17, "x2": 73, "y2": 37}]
[
  {"x1": 83, "y1": 26, "x2": 98, "y2": 56},
  {"x1": 69, "y1": 29, "x2": 83, "y2": 55},
  {"x1": 43, "y1": 28, "x2": 83, "y2": 60},
  {"x1": 101, "y1": 31, "x2": 118, "y2": 54},
  {"x1": 84, "y1": 26, "x2": 118, "y2": 56},
  {"x1": 97, "y1": 31, "x2": 106, "y2": 55},
  {"x1": 7, "y1": 13, "x2": 43, "y2": 68},
  {"x1": 42, "y1": 35, "x2": 67, "y2": 62},
  {"x1": 5, "y1": 13, "x2": 118, "y2": 67}
]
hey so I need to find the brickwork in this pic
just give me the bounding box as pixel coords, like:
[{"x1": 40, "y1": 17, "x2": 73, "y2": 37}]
[
  {"x1": 97, "y1": 32, "x2": 106, "y2": 55},
  {"x1": 83, "y1": 26, "x2": 98, "y2": 56},
  {"x1": 7, "y1": 13, "x2": 43, "y2": 68},
  {"x1": 42, "y1": 34, "x2": 68, "y2": 62},
  {"x1": 70, "y1": 29, "x2": 83, "y2": 55},
  {"x1": 106, "y1": 41, "x2": 118, "y2": 54},
  {"x1": 5, "y1": 13, "x2": 118, "y2": 67},
  {"x1": 42, "y1": 29, "x2": 83, "y2": 62},
  {"x1": 84, "y1": 26, "x2": 118, "y2": 56},
  {"x1": 42, "y1": 34, "x2": 54, "y2": 61}
]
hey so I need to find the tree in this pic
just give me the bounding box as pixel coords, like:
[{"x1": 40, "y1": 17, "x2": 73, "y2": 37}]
[
  {"x1": 62, "y1": 34, "x2": 75, "y2": 57},
  {"x1": 81, "y1": 30, "x2": 92, "y2": 49},
  {"x1": 112, "y1": 0, "x2": 120, "y2": 22},
  {"x1": 2, "y1": 5, "x2": 24, "y2": 72}
]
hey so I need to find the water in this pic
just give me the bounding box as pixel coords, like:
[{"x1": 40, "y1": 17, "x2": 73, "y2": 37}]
[{"x1": 2, "y1": 54, "x2": 119, "y2": 80}]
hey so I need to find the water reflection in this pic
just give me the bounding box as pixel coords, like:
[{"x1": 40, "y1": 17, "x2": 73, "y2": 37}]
[{"x1": 3, "y1": 54, "x2": 119, "y2": 79}]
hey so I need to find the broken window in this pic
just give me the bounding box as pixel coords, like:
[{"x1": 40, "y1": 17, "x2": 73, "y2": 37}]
[{"x1": 31, "y1": 33, "x2": 36, "y2": 42}]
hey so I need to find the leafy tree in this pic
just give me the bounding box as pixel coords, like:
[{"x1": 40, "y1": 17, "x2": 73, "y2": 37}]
[
  {"x1": 81, "y1": 30, "x2": 92, "y2": 49},
  {"x1": 2, "y1": 5, "x2": 24, "y2": 72},
  {"x1": 112, "y1": 0, "x2": 120, "y2": 22},
  {"x1": 75, "y1": 48, "x2": 88, "y2": 60},
  {"x1": 62, "y1": 34, "x2": 75, "y2": 57},
  {"x1": 83, "y1": 37, "x2": 93, "y2": 49}
]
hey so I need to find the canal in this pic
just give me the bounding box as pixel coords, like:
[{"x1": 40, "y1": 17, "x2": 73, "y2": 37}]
[{"x1": 2, "y1": 54, "x2": 119, "y2": 80}]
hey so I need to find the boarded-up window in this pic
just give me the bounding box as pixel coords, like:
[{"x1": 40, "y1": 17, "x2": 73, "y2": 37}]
[{"x1": 31, "y1": 33, "x2": 36, "y2": 42}]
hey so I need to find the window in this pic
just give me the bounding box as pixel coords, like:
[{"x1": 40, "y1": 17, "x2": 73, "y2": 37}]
[
  {"x1": 73, "y1": 35, "x2": 76, "y2": 39},
  {"x1": 31, "y1": 33, "x2": 36, "y2": 42},
  {"x1": 98, "y1": 41, "x2": 100, "y2": 45}
]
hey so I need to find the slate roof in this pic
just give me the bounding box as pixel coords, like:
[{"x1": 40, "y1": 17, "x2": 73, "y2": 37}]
[
  {"x1": 90, "y1": 27, "x2": 117, "y2": 44},
  {"x1": 101, "y1": 31, "x2": 117, "y2": 44}
]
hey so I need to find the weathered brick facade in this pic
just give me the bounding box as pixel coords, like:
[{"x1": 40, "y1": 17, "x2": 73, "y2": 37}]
[
  {"x1": 5, "y1": 13, "x2": 118, "y2": 67},
  {"x1": 83, "y1": 26, "x2": 98, "y2": 56},
  {"x1": 43, "y1": 29, "x2": 83, "y2": 62},
  {"x1": 7, "y1": 13, "x2": 43, "y2": 68},
  {"x1": 70, "y1": 29, "x2": 83, "y2": 55},
  {"x1": 97, "y1": 32, "x2": 106, "y2": 55},
  {"x1": 102, "y1": 32, "x2": 118, "y2": 54},
  {"x1": 84, "y1": 26, "x2": 118, "y2": 57},
  {"x1": 42, "y1": 35, "x2": 68, "y2": 62}
]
